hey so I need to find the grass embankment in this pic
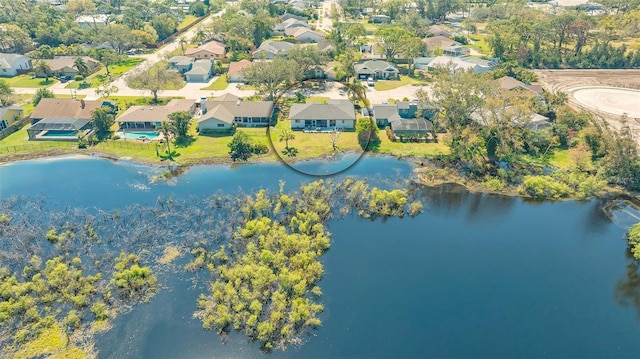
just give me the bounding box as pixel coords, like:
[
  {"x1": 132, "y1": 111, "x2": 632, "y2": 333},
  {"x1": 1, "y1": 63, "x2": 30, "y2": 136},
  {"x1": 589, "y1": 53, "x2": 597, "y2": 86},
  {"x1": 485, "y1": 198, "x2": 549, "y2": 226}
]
[
  {"x1": 201, "y1": 75, "x2": 229, "y2": 90},
  {"x1": 178, "y1": 15, "x2": 198, "y2": 30},
  {"x1": 374, "y1": 76, "x2": 426, "y2": 91},
  {"x1": 269, "y1": 119, "x2": 361, "y2": 161},
  {"x1": 377, "y1": 132, "x2": 451, "y2": 157},
  {"x1": 468, "y1": 34, "x2": 492, "y2": 55},
  {"x1": 6, "y1": 76, "x2": 57, "y2": 88},
  {"x1": 66, "y1": 58, "x2": 145, "y2": 89}
]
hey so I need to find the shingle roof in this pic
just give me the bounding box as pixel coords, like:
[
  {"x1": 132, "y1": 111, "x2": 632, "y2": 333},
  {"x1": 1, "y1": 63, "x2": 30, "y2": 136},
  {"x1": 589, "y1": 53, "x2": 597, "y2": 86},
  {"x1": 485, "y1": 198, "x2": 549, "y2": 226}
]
[
  {"x1": 185, "y1": 60, "x2": 212, "y2": 76},
  {"x1": 199, "y1": 100, "x2": 274, "y2": 124},
  {"x1": 372, "y1": 104, "x2": 398, "y2": 120},
  {"x1": 227, "y1": 60, "x2": 253, "y2": 77},
  {"x1": 354, "y1": 60, "x2": 398, "y2": 73},
  {"x1": 30, "y1": 99, "x2": 109, "y2": 121},
  {"x1": 497, "y1": 76, "x2": 543, "y2": 96},
  {"x1": 212, "y1": 93, "x2": 241, "y2": 103},
  {"x1": 255, "y1": 41, "x2": 294, "y2": 56},
  {"x1": 186, "y1": 41, "x2": 225, "y2": 56},
  {"x1": 289, "y1": 100, "x2": 355, "y2": 121},
  {"x1": 116, "y1": 99, "x2": 195, "y2": 123},
  {"x1": 0, "y1": 53, "x2": 29, "y2": 70},
  {"x1": 422, "y1": 36, "x2": 460, "y2": 49},
  {"x1": 43, "y1": 56, "x2": 98, "y2": 71},
  {"x1": 168, "y1": 56, "x2": 193, "y2": 65}
]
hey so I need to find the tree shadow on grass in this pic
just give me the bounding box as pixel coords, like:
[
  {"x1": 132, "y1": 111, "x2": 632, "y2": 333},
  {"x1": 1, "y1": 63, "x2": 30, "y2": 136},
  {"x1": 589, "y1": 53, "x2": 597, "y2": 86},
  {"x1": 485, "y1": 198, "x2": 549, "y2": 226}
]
[
  {"x1": 159, "y1": 151, "x2": 181, "y2": 161},
  {"x1": 174, "y1": 135, "x2": 195, "y2": 148},
  {"x1": 282, "y1": 147, "x2": 298, "y2": 157}
]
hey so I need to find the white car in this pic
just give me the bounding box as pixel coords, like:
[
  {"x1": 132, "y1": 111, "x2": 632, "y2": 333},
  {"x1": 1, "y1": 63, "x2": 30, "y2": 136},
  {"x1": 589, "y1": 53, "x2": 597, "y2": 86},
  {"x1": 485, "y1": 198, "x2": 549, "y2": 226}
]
[{"x1": 367, "y1": 78, "x2": 374, "y2": 87}]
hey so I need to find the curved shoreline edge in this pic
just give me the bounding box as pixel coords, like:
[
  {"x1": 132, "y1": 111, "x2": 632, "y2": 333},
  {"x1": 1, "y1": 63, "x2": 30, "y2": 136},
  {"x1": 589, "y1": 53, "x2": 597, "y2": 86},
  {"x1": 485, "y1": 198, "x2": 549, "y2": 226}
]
[{"x1": 1, "y1": 148, "x2": 638, "y2": 202}]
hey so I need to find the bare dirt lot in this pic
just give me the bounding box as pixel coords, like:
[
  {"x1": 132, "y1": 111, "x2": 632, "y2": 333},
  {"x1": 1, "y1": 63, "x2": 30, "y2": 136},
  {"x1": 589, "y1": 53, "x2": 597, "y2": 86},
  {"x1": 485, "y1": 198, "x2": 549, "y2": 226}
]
[{"x1": 535, "y1": 69, "x2": 640, "y2": 141}]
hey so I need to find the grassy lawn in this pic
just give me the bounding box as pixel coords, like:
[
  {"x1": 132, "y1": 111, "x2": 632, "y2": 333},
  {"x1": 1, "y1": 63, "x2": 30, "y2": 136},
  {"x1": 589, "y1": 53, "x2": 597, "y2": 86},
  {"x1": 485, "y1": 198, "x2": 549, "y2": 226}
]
[
  {"x1": 269, "y1": 119, "x2": 360, "y2": 161},
  {"x1": 201, "y1": 76, "x2": 229, "y2": 90},
  {"x1": 548, "y1": 148, "x2": 572, "y2": 169},
  {"x1": 5, "y1": 75, "x2": 57, "y2": 88},
  {"x1": 377, "y1": 131, "x2": 451, "y2": 157},
  {"x1": 373, "y1": 76, "x2": 426, "y2": 91},
  {"x1": 108, "y1": 96, "x2": 185, "y2": 111},
  {"x1": 178, "y1": 15, "x2": 198, "y2": 30},
  {"x1": 66, "y1": 58, "x2": 145, "y2": 89},
  {"x1": 361, "y1": 19, "x2": 378, "y2": 35},
  {"x1": 306, "y1": 96, "x2": 329, "y2": 103},
  {"x1": 468, "y1": 34, "x2": 492, "y2": 55}
]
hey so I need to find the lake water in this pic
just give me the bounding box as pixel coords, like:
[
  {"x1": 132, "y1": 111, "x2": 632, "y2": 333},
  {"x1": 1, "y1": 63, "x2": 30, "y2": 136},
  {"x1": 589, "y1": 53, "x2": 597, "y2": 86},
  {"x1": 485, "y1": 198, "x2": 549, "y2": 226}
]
[{"x1": 1, "y1": 154, "x2": 639, "y2": 358}]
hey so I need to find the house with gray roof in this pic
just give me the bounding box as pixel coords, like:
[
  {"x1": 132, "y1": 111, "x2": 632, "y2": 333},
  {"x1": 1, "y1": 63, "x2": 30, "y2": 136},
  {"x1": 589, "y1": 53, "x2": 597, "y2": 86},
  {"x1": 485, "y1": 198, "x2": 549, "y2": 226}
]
[
  {"x1": 253, "y1": 41, "x2": 295, "y2": 59},
  {"x1": 417, "y1": 55, "x2": 497, "y2": 73},
  {"x1": 0, "y1": 53, "x2": 31, "y2": 77},
  {"x1": 289, "y1": 100, "x2": 355, "y2": 130},
  {"x1": 116, "y1": 99, "x2": 196, "y2": 130},
  {"x1": 422, "y1": 36, "x2": 470, "y2": 57},
  {"x1": 184, "y1": 59, "x2": 214, "y2": 82},
  {"x1": 168, "y1": 56, "x2": 194, "y2": 74},
  {"x1": 198, "y1": 96, "x2": 274, "y2": 131},
  {"x1": 354, "y1": 60, "x2": 399, "y2": 81}
]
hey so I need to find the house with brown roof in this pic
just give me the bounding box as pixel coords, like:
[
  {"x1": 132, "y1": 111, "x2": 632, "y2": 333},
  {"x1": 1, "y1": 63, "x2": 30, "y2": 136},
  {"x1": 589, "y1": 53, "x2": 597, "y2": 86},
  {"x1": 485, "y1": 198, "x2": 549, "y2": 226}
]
[
  {"x1": 497, "y1": 76, "x2": 544, "y2": 97},
  {"x1": 27, "y1": 98, "x2": 114, "y2": 140},
  {"x1": 198, "y1": 95, "x2": 274, "y2": 131},
  {"x1": 185, "y1": 41, "x2": 226, "y2": 60},
  {"x1": 227, "y1": 59, "x2": 253, "y2": 83},
  {"x1": 115, "y1": 99, "x2": 196, "y2": 130},
  {"x1": 422, "y1": 36, "x2": 470, "y2": 57},
  {"x1": 37, "y1": 56, "x2": 99, "y2": 78}
]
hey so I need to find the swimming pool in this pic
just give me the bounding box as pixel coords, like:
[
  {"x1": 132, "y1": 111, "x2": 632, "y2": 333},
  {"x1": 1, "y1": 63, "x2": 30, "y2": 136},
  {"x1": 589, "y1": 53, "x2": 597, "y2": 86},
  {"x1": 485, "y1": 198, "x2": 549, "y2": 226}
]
[
  {"x1": 42, "y1": 130, "x2": 77, "y2": 137},
  {"x1": 121, "y1": 131, "x2": 159, "y2": 140}
]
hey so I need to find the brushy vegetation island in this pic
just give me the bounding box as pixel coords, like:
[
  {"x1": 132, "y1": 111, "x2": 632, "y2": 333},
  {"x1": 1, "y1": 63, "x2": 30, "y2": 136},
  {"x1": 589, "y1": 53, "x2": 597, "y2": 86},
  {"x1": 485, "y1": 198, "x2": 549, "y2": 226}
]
[{"x1": 0, "y1": 178, "x2": 421, "y2": 356}]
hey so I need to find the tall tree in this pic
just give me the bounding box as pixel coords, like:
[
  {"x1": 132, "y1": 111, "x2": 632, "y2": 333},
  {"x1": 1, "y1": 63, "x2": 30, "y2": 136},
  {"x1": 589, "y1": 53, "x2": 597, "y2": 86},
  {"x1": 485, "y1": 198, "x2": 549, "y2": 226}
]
[
  {"x1": 156, "y1": 121, "x2": 177, "y2": 157},
  {"x1": 33, "y1": 60, "x2": 53, "y2": 82},
  {"x1": 91, "y1": 106, "x2": 115, "y2": 138},
  {"x1": 169, "y1": 111, "x2": 192, "y2": 138},
  {"x1": 241, "y1": 58, "x2": 303, "y2": 101},
  {"x1": 0, "y1": 80, "x2": 14, "y2": 107},
  {"x1": 376, "y1": 27, "x2": 413, "y2": 61},
  {"x1": 73, "y1": 57, "x2": 90, "y2": 78},
  {"x1": 126, "y1": 62, "x2": 184, "y2": 103},
  {"x1": 91, "y1": 49, "x2": 119, "y2": 76},
  {"x1": 286, "y1": 46, "x2": 328, "y2": 79},
  {"x1": 279, "y1": 129, "x2": 295, "y2": 150},
  {"x1": 32, "y1": 88, "x2": 54, "y2": 106}
]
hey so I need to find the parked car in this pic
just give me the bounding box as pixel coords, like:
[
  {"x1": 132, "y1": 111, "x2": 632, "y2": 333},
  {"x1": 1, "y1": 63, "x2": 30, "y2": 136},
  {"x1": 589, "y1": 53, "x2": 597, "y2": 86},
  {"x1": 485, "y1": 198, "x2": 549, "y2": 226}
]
[
  {"x1": 59, "y1": 75, "x2": 71, "y2": 83},
  {"x1": 367, "y1": 77, "x2": 374, "y2": 87}
]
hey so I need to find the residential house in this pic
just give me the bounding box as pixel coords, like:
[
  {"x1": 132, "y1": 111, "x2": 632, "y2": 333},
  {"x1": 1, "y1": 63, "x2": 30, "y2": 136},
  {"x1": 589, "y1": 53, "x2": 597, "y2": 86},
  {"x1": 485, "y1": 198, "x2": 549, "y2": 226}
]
[
  {"x1": 198, "y1": 94, "x2": 274, "y2": 130},
  {"x1": 185, "y1": 40, "x2": 226, "y2": 60},
  {"x1": 116, "y1": 99, "x2": 196, "y2": 130},
  {"x1": 317, "y1": 39, "x2": 336, "y2": 56},
  {"x1": 288, "y1": 28, "x2": 324, "y2": 43},
  {"x1": 167, "y1": 56, "x2": 194, "y2": 74},
  {"x1": 354, "y1": 60, "x2": 399, "y2": 81},
  {"x1": 417, "y1": 55, "x2": 496, "y2": 73},
  {"x1": 367, "y1": 100, "x2": 434, "y2": 128},
  {"x1": 0, "y1": 105, "x2": 23, "y2": 132},
  {"x1": 27, "y1": 98, "x2": 114, "y2": 140},
  {"x1": 0, "y1": 53, "x2": 31, "y2": 77},
  {"x1": 185, "y1": 59, "x2": 214, "y2": 82},
  {"x1": 368, "y1": 104, "x2": 401, "y2": 127},
  {"x1": 497, "y1": 76, "x2": 544, "y2": 97},
  {"x1": 75, "y1": 14, "x2": 109, "y2": 29},
  {"x1": 470, "y1": 108, "x2": 550, "y2": 132},
  {"x1": 289, "y1": 100, "x2": 355, "y2": 130},
  {"x1": 370, "y1": 15, "x2": 390, "y2": 24},
  {"x1": 227, "y1": 59, "x2": 253, "y2": 83},
  {"x1": 276, "y1": 18, "x2": 309, "y2": 33},
  {"x1": 253, "y1": 41, "x2": 295, "y2": 59},
  {"x1": 427, "y1": 25, "x2": 452, "y2": 38},
  {"x1": 280, "y1": 13, "x2": 307, "y2": 22},
  {"x1": 38, "y1": 56, "x2": 100, "y2": 78},
  {"x1": 288, "y1": 0, "x2": 308, "y2": 12},
  {"x1": 422, "y1": 36, "x2": 470, "y2": 57}
]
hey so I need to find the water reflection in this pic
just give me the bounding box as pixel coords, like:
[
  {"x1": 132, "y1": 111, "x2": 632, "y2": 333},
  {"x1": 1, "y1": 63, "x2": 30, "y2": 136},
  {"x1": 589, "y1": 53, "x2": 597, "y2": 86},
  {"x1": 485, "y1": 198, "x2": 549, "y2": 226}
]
[{"x1": 615, "y1": 254, "x2": 640, "y2": 319}]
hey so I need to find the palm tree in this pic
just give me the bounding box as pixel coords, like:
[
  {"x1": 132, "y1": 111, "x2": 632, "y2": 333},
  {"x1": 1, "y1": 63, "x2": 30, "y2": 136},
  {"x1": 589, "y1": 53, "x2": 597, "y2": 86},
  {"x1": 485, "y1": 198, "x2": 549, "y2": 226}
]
[
  {"x1": 156, "y1": 121, "x2": 177, "y2": 157},
  {"x1": 343, "y1": 79, "x2": 367, "y2": 104},
  {"x1": 34, "y1": 60, "x2": 53, "y2": 83},
  {"x1": 279, "y1": 129, "x2": 295, "y2": 150},
  {"x1": 179, "y1": 38, "x2": 187, "y2": 56},
  {"x1": 73, "y1": 57, "x2": 89, "y2": 78}
]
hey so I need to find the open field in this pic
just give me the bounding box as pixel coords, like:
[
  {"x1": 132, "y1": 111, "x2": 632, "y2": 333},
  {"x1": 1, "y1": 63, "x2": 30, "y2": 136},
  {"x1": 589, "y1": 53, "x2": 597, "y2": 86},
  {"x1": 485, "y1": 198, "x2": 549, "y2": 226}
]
[{"x1": 536, "y1": 69, "x2": 640, "y2": 142}]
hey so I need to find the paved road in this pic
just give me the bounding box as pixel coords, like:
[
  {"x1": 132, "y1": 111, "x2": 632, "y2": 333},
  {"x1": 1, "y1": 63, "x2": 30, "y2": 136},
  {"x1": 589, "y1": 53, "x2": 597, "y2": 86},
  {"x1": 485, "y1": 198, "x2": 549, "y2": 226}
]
[{"x1": 11, "y1": 6, "x2": 429, "y2": 105}]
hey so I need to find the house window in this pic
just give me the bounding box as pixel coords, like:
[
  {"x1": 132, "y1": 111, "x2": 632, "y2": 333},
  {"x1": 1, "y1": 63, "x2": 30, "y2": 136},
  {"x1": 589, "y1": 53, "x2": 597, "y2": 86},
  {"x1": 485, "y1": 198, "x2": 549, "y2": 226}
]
[
  {"x1": 295, "y1": 120, "x2": 299, "y2": 123},
  {"x1": 217, "y1": 123, "x2": 225, "y2": 127},
  {"x1": 330, "y1": 120, "x2": 336, "y2": 126}
]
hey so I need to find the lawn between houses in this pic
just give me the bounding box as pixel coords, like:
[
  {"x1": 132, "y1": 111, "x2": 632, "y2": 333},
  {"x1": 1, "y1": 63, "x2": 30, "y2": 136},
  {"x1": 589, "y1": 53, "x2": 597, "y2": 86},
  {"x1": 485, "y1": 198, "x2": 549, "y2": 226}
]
[{"x1": 65, "y1": 58, "x2": 145, "y2": 89}]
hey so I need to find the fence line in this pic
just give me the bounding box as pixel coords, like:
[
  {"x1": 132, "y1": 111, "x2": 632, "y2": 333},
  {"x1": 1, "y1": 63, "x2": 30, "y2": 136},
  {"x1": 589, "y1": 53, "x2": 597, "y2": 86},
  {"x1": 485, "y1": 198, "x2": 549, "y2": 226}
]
[{"x1": 0, "y1": 140, "x2": 156, "y2": 155}]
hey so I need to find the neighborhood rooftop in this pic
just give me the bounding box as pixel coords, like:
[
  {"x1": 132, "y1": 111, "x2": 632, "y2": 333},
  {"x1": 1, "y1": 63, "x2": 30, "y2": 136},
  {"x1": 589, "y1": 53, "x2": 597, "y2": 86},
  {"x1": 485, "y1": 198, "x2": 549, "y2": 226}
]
[
  {"x1": 30, "y1": 98, "x2": 110, "y2": 120},
  {"x1": 289, "y1": 100, "x2": 355, "y2": 121},
  {"x1": 116, "y1": 99, "x2": 195, "y2": 123}
]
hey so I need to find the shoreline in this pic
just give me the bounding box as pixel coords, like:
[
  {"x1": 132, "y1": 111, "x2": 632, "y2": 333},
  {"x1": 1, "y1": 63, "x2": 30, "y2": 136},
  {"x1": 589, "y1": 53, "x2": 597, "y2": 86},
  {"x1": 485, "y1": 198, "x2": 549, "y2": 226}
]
[{"x1": 1, "y1": 147, "x2": 637, "y2": 202}]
